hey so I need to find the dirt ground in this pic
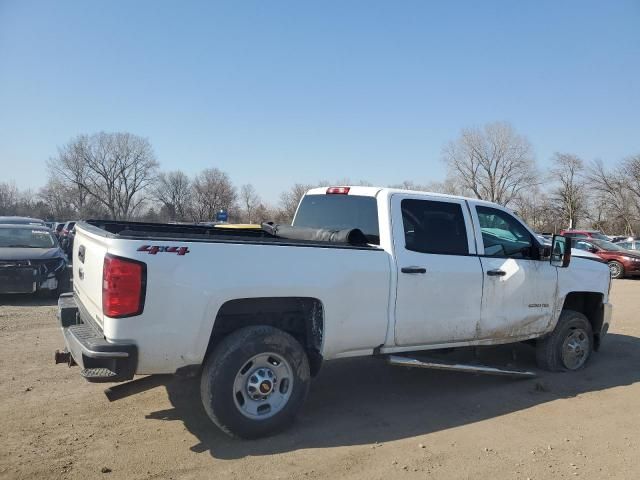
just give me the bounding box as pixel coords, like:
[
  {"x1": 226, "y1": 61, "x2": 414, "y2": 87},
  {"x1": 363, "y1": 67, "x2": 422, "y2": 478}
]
[{"x1": 1, "y1": 282, "x2": 639, "y2": 480}]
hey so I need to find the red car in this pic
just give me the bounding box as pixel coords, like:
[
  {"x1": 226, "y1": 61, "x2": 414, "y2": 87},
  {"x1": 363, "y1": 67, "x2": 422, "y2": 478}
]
[
  {"x1": 560, "y1": 229, "x2": 610, "y2": 241},
  {"x1": 571, "y1": 238, "x2": 640, "y2": 279}
]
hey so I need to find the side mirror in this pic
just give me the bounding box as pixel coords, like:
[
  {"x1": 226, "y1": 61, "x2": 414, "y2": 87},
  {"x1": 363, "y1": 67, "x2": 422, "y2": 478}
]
[
  {"x1": 540, "y1": 245, "x2": 552, "y2": 259},
  {"x1": 550, "y1": 235, "x2": 571, "y2": 268}
]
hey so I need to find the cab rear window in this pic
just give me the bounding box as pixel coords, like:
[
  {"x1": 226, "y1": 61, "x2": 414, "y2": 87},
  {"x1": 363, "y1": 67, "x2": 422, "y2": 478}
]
[{"x1": 293, "y1": 195, "x2": 380, "y2": 244}]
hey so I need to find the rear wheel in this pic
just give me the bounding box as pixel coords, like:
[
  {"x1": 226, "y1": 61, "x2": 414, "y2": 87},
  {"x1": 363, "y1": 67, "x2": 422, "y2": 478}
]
[
  {"x1": 608, "y1": 261, "x2": 624, "y2": 279},
  {"x1": 200, "y1": 326, "x2": 310, "y2": 439},
  {"x1": 536, "y1": 310, "x2": 593, "y2": 372}
]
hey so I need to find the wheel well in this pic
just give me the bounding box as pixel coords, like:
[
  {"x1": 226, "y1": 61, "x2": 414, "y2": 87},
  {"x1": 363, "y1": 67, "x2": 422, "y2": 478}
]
[
  {"x1": 562, "y1": 292, "x2": 605, "y2": 350},
  {"x1": 208, "y1": 297, "x2": 324, "y2": 375}
]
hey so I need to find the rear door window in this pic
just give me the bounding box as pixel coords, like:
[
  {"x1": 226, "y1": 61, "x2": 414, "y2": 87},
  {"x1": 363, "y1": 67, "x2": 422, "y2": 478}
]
[{"x1": 400, "y1": 199, "x2": 469, "y2": 255}]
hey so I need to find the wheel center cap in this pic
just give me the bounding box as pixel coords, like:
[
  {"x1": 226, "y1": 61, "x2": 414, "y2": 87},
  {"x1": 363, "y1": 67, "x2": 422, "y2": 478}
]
[{"x1": 259, "y1": 380, "x2": 272, "y2": 395}]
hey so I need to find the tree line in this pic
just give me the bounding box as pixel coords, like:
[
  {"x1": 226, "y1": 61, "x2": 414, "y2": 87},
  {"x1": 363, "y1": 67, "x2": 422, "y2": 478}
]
[{"x1": 1, "y1": 124, "x2": 639, "y2": 235}]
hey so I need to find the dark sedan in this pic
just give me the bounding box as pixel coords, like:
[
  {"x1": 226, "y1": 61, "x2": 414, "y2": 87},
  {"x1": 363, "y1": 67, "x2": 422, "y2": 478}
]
[
  {"x1": 0, "y1": 224, "x2": 70, "y2": 295},
  {"x1": 572, "y1": 237, "x2": 640, "y2": 279},
  {"x1": 0, "y1": 216, "x2": 45, "y2": 226}
]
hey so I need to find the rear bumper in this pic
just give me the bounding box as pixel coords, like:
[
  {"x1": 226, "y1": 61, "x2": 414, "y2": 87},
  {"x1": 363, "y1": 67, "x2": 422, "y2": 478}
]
[{"x1": 58, "y1": 293, "x2": 137, "y2": 382}]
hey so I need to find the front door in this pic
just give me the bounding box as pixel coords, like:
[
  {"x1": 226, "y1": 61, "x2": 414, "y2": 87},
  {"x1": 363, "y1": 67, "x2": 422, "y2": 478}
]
[
  {"x1": 392, "y1": 194, "x2": 483, "y2": 346},
  {"x1": 471, "y1": 204, "x2": 558, "y2": 339}
]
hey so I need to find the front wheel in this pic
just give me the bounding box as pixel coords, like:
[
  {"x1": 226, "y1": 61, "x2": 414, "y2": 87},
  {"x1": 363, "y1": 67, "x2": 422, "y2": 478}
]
[
  {"x1": 536, "y1": 310, "x2": 594, "y2": 372},
  {"x1": 200, "y1": 326, "x2": 310, "y2": 439},
  {"x1": 608, "y1": 261, "x2": 624, "y2": 279}
]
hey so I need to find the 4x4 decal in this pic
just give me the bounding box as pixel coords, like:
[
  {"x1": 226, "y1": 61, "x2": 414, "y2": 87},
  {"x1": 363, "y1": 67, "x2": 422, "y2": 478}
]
[{"x1": 137, "y1": 245, "x2": 190, "y2": 256}]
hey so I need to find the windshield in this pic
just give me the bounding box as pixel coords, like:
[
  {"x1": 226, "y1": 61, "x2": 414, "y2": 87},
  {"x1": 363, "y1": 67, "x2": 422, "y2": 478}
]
[
  {"x1": 293, "y1": 194, "x2": 380, "y2": 244},
  {"x1": 589, "y1": 232, "x2": 610, "y2": 241},
  {"x1": 592, "y1": 239, "x2": 627, "y2": 251},
  {"x1": 0, "y1": 228, "x2": 57, "y2": 248}
]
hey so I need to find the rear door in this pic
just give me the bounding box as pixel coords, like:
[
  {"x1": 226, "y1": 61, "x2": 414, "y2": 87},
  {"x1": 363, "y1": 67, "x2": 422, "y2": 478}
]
[
  {"x1": 470, "y1": 203, "x2": 558, "y2": 339},
  {"x1": 392, "y1": 194, "x2": 483, "y2": 346}
]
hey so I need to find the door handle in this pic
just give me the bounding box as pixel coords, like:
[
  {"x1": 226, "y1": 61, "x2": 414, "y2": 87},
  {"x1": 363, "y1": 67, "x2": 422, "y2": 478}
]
[
  {"x1": 401, "y1": 266, "x2": 427, "y2": 274},
  {"x1": 486, "y1": 269, "x2": 506, "y2": 277},
  {"x1": 78, "y1": 268, "x2": 84, "y2": 280}
]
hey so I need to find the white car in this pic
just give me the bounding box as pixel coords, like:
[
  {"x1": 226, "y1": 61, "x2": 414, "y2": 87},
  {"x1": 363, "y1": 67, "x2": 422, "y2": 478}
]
[{"x1": 57, "y1": 186, "x2": 612, "y2": 438}]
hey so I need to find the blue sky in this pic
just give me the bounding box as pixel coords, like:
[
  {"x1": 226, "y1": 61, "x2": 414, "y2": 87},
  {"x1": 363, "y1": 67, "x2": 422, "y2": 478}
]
[{"x1": 0, "y1": 0, "x2": 638, "y2": 203}]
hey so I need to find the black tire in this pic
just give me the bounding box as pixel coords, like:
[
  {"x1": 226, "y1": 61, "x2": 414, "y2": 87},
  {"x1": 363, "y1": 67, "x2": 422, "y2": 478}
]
[
  {"x1": 608, "y1": 260, "x2": 624, "y2": 279},
  {"x1": 53, "y1": 268, "x2": 71, "y2": 297},
  {"x1": 200, "y1": 326, "x2": 310, "y2": 439},
  {"x1": 536, "y1": 310, "x2": 594, "y2": 372}
]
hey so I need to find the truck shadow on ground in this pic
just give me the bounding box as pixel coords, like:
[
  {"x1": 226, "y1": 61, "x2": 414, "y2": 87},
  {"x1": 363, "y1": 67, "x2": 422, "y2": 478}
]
[
  {"x1": 0, "y1": 293, "x2": 58, "y2": 307},
  {"x1": 145, "y1": 333, "x2": 640, "y2": 460}
]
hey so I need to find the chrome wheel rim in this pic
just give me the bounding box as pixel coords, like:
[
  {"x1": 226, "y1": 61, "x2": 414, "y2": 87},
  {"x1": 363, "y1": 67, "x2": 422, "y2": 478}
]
[
  {"x1": 233, "y1": 352, "x2": 293, "y2": 419},
  {"x1": 609, "y1": 262, "x2": 621, "y2": 278},
  {"x1": 561, "y1": 329, "x2": 590, "y2": 370}
]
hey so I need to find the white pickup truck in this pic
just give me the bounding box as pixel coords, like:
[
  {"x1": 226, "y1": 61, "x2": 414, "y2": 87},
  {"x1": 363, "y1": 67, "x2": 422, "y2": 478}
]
[{"x1": 56, "y1": 186, "x2": 612, "y2": 438}]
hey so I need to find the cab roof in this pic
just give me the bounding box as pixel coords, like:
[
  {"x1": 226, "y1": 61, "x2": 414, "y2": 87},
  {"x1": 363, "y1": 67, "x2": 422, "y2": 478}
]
[{"x1": 304, "y1": 186, "x2": 504, "y2": 208}]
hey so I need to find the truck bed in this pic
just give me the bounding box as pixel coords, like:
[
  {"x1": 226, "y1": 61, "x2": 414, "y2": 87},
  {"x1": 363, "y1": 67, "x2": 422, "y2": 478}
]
[
  {"x1": 72, "y1": 219, "x2": 392, "y2": 372},
  {"x1": 81, "y1": 220, "x2": 378, "y2": 250}
]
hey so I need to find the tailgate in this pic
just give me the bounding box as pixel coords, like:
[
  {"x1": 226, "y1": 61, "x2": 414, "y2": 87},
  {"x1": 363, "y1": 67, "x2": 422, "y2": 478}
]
[{"x1": 72, "y1": 225, "x2": 108, "y2": 328}]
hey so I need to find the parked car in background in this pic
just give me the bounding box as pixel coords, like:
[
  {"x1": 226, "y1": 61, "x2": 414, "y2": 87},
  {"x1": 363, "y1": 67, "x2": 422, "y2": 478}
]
[
  {"x1": 536, "y1": 233, "x2": 553, "y2": 243},
  {"x1": 0, "y1": 224, "x2": 70, "y2": 295},
  {"x1": 610, "y1": 235, "x2": 631, "y2": 243},
  {"x1": 616, "y1": 240, "x2": 640, "y2": 251},
  {"x1": 53, "y1": 222, "x2": 65, "y2": 238},
  {"x1": 560, "y1": 229, "x2": 610, "y2": 241},
  {"x1": 571, "y1": 237, "x2": 640, "y2": 279},
  {"x1": 59, "y1": 221, "x2": 77, "y2": 256},
  {"x1": 0, "y1": 216, "x2": 45, "y2": 226}
]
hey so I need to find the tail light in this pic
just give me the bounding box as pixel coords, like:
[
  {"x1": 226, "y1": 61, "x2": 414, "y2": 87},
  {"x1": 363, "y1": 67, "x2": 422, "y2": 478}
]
[
  {"x1": 326, "y1": 186, "x2": 350, "y2": 194},
  {"x1": 102, "y1": 254, "x2": 146, "y2": 318}
]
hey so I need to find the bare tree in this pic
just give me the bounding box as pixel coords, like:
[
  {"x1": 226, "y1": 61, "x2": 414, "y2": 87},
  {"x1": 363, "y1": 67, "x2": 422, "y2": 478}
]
[
  {"x1": 0, "y1": 181, "x2": 19, "y2": 215},
  {"x1": 47, "y1": 139, "x2": 92, "y2": 216},
  {"x1": 39, "y1": 179, "x2": 77, "y2": 219},
  {"x1": 511, "y1": 186, "x2": 559, "y2": 233},
  {"x1": 443, "y1": 122, "x2": 537, "y2": 206},
  {"x1": 550, "y1": 153, "x2": 587, "y2": 229},
  {"x1": 389, "y1": 179, "x2": 465, "y2": 196},
  {"x1": 239, "y1": 184, "x2": 260, "y2": 223},
  {"x1": 252, "y1": 202, "x2": 279, "y2": 224},
  {"x1": 389, "y1": 180, "x2": 430, "y2": 191},
  {"x1": 278, "y1": 183, "x2": 315, "y2": 223},
  {"x1": 152, "y1": 170, "x2": 191, "y2": 221},
  {"x1": 587, "y1": 160, "x2": 635, "y2": 235},
  {"x1": 48, "y1": 132, "x2": 159, "y2": 219},
  {"x1": 621, "y1": 154, "x2": 640, "y2": 219},
  {"x1": 190, "y1": 168, "x2": 237, "y2": 222}
]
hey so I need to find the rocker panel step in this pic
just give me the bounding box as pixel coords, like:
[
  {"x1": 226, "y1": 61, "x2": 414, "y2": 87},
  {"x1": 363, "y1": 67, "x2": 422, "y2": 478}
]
[{"x1": 387, "y1": 354, "x2": 537, "y2": 378}]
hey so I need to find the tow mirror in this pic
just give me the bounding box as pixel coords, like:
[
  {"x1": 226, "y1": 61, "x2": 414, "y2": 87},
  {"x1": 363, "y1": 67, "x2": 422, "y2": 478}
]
[
  {"x1": 550, "y1": 235, "x2": 571, "y2": 268},
  {"x1": 540, "y1": 245, "x2": 552, "y2": 259}
]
